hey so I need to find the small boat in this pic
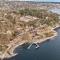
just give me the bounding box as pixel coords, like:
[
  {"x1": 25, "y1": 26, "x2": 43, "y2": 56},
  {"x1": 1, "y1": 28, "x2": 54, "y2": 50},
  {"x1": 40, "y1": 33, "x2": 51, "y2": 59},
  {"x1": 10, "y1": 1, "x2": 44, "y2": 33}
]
[{"x1": 35, "y1": 44, "x2": 40, "y2": 49}]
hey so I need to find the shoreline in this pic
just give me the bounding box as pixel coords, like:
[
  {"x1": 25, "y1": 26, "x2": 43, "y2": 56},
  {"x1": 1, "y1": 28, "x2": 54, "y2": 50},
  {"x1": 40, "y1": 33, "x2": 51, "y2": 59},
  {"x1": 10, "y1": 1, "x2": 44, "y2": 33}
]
[
  {"x1": 33, "y1": 30, "x2": 57, "y2": 44},
  {"x1": 0, "y1": 26, "x2": 59, "y2": 59}
]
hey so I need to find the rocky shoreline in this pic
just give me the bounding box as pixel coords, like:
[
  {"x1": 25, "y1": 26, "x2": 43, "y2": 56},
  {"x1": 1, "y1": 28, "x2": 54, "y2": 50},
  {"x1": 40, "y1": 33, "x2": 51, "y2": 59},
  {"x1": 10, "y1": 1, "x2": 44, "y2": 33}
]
[{"x1": 0, "y1": 26, "x2": 58, "y2": 59}]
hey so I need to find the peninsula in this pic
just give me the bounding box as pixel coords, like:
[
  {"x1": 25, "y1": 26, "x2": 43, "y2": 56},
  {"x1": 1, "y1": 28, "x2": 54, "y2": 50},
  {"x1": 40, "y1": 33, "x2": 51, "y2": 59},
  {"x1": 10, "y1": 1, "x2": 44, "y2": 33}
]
[{"x1": 0, "y1": 1, "x2": 60, "y2": 59}]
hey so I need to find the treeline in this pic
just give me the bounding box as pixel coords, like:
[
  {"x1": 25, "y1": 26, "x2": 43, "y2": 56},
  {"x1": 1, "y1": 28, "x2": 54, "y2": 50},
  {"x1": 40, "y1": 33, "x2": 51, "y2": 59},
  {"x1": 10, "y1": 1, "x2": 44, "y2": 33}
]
[
  {"x1": 12, "y1": 8, "x2": 59, "y2": 27},
  {"x1": 16, "y1": 9, "x2": 47, "y2": 18}
]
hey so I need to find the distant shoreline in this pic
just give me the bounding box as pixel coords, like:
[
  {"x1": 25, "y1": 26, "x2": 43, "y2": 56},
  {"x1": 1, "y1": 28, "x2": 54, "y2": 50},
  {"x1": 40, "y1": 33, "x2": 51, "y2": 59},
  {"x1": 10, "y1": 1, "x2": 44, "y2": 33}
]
[{"x1": 2, "y1": 1, "x2": 60, "y2": 4}]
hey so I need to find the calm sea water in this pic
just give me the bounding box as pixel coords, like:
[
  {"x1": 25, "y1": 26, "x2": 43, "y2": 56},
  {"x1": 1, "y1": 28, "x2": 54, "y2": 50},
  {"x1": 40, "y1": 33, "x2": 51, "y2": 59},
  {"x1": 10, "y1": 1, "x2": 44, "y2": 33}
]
[
  {"x1": 4, "y1": 27, "x2": 60, "y2": 60},
  {"x1": 4, "y1": 8, "x2": 60, "y2": 60}
]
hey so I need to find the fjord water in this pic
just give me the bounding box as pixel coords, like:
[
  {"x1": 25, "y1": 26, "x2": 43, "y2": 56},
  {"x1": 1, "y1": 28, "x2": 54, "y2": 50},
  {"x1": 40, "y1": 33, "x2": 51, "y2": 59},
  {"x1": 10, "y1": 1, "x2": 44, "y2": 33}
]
[{"x1": 4, "y1": 8, "x2": 60, "y2": 60}]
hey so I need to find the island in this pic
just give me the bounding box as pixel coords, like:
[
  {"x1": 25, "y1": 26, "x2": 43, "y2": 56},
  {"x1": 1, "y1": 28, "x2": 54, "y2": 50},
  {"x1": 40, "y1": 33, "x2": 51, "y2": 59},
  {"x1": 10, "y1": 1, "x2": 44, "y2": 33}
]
[{"x1": 0, "y1": 1, "x2": 60, "y2": 60}]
